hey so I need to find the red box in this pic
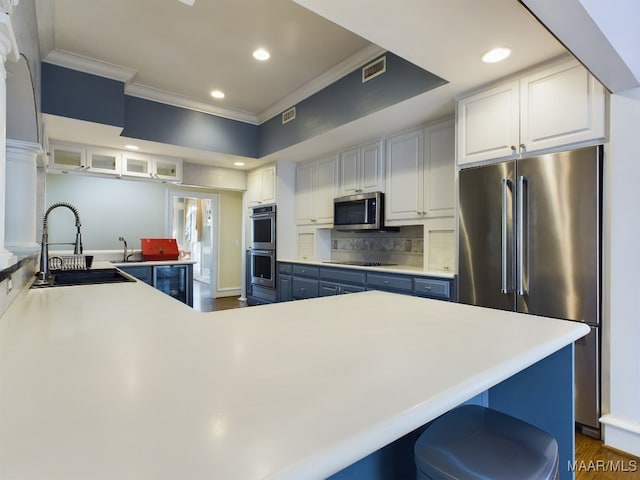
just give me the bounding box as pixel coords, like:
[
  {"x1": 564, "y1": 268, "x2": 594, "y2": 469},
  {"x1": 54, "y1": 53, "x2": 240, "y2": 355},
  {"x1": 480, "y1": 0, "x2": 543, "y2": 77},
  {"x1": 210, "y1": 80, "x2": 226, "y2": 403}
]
[{"x1": 141, "y1": 238, "x2": 179, "y2": 261}]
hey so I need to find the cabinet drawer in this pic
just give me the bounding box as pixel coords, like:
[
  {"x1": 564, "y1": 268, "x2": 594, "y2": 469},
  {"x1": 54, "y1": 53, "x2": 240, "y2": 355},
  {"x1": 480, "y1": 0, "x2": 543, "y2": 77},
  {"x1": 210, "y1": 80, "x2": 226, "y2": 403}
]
[
  {"x1": 292, "y1": 277, "x2": 319, "y2": 299},
  {"x1": 414, "y1": 278, "x2": 451, "y2": 299},
  {"x1": 292, "y1": 265, "x2": 320, "y2": 278},
  {"x1": 278, "y1": 263, "x2": 293, "y2": 275},
  {"x1": 320, "y1": 267, "x2": 365, "y2": 286},
  {"x1": 366, "y1": 273, "x2": 413, "y2": 293}
]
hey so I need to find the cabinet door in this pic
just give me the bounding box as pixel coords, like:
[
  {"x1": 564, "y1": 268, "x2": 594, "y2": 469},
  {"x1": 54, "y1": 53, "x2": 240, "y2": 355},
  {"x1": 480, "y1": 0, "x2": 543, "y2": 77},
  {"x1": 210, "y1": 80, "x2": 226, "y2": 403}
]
[
  {"x1": 248, "y1": 166, "x2": 276, "y2": 206},
  {"x1": 50, "y1": 144, "x2": 86, "y2": 171},
  {"x1": 457, "y1": 81, "x2": 519, "y2": 166},
  {"x1": 360, "y1": 141, "x2": 384, "y2": 192},
  {"x1": 123, "y1": 153, "x2": 153, "y2": 178},
  {"x1": 247, "y1": 169, "x2": 262, "y2": 206},
  {"x1": 339, "y1": 148, "x2": 360, "y2": 195},
  {"x1": 87, "y1": 148, "x2": 121, "y2": 176},
  {"x1": 296, "y1": 162, "x2": 316, "y2": 225},
  {"x1": 260, "y1": 166, "x2": 276, "y2": 205},
  {"x1": 319, "y1": 281, "x2": 340, "y2": 296},
  {"x1": 154, "y1": 157, "x2": 183, "y2": 182},
  {"x1": 315, "y1": 155, "x2": 337, "y2": 224},
  {"x1": 424, "y1": 119, "x2": 455, "y2": 217},
  {"x1": 385, "y1": 129, "x2": 424, "y2": 221},
  {"x1": 278, "y1": 275, "x2": 293, "y2": 302},
  {"x1": 520, "y1": 61, "x2": 606, "y2": 154}
]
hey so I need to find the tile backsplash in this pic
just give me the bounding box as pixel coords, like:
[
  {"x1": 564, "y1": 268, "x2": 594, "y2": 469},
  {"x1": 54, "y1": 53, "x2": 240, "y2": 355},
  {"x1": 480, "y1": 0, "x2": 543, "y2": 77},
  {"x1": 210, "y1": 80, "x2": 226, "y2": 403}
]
[{"x1": 331, "y1": 226, "x2": 424, "y2": 267}]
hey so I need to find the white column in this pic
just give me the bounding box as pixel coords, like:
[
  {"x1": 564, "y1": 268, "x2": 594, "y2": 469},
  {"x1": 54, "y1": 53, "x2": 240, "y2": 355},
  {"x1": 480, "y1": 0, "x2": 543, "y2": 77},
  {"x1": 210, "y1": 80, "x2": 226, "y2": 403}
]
[
  {"x1": 6, "y1": 139, "x2": 42, "y2": 255},
  {"x1": 0, "y1": 12, "x2": 20, "y2": 269}
]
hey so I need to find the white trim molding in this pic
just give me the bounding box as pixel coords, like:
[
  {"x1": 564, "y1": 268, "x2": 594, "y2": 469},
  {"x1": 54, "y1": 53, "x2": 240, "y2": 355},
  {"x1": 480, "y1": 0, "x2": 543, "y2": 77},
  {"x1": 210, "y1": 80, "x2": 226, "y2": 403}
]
[
  {"x1": 43, "y1": 49, "x2": 137, "y2": 84},
  {"x1": 0, "y1": 11, "x2": 19, "y2": 61},
  {"x1": 600, "y1": 414, "x2": 640, "y2": 457}
]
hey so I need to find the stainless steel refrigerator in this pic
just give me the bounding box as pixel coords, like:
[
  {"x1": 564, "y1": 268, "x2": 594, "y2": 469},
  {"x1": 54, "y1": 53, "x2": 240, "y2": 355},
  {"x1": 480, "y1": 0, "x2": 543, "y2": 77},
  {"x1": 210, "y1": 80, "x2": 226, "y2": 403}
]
[{"x1": 458, "y1": 145, "x2": 602, "y2": 436}]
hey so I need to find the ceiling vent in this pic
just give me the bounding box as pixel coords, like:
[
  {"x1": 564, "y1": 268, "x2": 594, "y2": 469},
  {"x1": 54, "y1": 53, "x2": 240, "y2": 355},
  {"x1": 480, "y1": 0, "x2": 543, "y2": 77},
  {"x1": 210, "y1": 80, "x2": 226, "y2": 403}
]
[
  {"x1": 362, "y1": 56, "x2": 386, "y2": 83},
  {"x1": 282, "y1": 107, "x2": 296, "y2": 125}
]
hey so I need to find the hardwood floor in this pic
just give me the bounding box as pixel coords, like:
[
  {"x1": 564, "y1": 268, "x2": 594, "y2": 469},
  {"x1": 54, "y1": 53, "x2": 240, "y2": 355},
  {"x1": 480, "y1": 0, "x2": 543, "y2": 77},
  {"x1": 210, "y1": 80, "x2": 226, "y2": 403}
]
[
  {"x1": 575, "y1": 431, "x2": 640, "y2": 479},
  {"x1": 193, "y1": 282, "x2": 638, "y2": 478},
  {"x1": 192, "y1": 280, "x2": 247, "y2": 312}
]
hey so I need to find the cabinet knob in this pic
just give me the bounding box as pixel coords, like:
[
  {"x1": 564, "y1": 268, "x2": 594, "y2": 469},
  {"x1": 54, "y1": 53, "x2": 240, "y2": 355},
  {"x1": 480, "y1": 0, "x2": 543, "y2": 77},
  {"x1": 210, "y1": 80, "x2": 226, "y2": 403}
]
[
  {"x1": 510, "y1": 145, "x2": 517, "y2": 152},
  {"x1": 519, "y1": 144, "x2": 526, "y2": 153},
  {"x1": 383, "y1": 280, "x2": 389, "y2": 284},
  {"x1": 424, "y1": 285, "x2": 431, "y2": 290}
]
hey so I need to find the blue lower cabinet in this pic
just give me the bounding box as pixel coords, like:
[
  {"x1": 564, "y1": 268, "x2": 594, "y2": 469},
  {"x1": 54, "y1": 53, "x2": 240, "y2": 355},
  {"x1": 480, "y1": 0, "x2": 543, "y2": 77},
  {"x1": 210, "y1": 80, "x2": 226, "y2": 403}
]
[
  {"x1": 276, "y1": 262, "x2": 455, "y2": 303},
  {"x1": 414, "y1": 278, "x2": 451, "y2": 300},
  {"x1": 366, "y1": 273, "x2": 413, "y2": 294},
  {"x1": 120, "y1": 265, "x2": 153, "y2": 285},
  {"x1": 292, "y1": 277, "x2": 319, "y2": 300},
  {"x1": 121, "y1": 263, "x2": 193, "y2": 306}
]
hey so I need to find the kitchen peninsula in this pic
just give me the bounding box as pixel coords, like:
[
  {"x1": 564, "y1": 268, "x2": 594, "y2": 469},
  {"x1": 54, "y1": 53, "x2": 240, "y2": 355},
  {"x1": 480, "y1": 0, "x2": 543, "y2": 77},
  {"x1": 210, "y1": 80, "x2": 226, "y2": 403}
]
[{"x1": 0, "y1": 270, "x2": 588, "y2": 480}]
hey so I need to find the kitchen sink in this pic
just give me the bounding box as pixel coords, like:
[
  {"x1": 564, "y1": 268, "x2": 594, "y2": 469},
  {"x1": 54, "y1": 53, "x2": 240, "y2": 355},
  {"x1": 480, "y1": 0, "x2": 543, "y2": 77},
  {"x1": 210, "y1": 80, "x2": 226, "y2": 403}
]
[{"x1": 31, "y1": 268, "x2": 136, "y2": 288}]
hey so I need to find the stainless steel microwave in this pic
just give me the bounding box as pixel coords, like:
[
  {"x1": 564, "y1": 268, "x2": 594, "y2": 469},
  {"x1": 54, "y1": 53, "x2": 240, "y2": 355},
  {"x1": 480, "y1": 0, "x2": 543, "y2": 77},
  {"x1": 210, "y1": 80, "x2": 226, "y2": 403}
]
[{"x1": 333, "y1": 192, "x2": 386, "y2": 231}]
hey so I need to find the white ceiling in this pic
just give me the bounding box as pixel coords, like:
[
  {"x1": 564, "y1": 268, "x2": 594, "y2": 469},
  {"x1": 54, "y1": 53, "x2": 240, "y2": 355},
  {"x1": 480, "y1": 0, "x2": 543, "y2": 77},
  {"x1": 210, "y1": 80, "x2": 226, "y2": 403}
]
[{"x1": 36, "y1": 0, "x2": 568, "y2": 170}]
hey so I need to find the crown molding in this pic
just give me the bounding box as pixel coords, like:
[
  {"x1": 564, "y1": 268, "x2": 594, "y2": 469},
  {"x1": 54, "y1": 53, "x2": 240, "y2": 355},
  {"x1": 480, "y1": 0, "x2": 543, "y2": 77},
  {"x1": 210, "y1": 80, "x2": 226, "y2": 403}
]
[
  {"x1": 43, "y1": 49, "x2": 137, "y2": 83},
  {"x1": 125, "y1": 83, "x2": 259, "y2": 125},
  {"x1": 256, "y1": 44, "x2": 386, "y2": 124}
]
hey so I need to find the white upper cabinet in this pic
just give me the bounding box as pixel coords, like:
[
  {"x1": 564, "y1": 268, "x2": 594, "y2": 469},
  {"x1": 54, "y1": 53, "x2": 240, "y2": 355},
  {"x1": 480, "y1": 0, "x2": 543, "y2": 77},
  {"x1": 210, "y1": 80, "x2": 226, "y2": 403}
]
[
  {"x1": 519, "y1": 61, "x2": 606, "y2": 154},
  {"x1": 247, "y1": 165, "x2": 276, "y2": 206},
  {"x1": 49, "y1": 143, "x2": 122, "y2": 177},
  {"x1": 49, "y1": 143, "x2": 87, "y2": 172},
  {"x1": 338, "y1": 141, "x2": 384, "y2": 196},
  {"x1": 296, "y1": 155, "x2": 338, "y2": 225},
  {"x1": 424, "y1": 118, "x2": 455, "y2": 217},
  {"x1": 87, "y1": 148, "x2": 122, "y2": 175},
  {"x1": 122, "y1": 152, "x2": 183, "y2": 182},
  {"x1": 385, "y1": 128, "x2": 424, "y2": 221},
  {"x1": 385, "y1": 119, "x2": 456, "y2": 222},
  {"x1": 457, "y1": 81, "x2": 520, "y2": 165},
  {"x1": 457, "y1": 59, "x2": 606, "y2": 167}
]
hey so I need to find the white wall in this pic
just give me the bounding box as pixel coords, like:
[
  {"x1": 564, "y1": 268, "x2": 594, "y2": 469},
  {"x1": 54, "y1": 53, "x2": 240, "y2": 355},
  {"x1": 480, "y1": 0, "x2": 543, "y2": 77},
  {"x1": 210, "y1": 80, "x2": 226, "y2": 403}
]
[
  {"x1": 46, "y1": 174, "x2": 167, "y2": 250},
  {"x1": 600, "y1": 88, "x2": 640, "y2": 455}
]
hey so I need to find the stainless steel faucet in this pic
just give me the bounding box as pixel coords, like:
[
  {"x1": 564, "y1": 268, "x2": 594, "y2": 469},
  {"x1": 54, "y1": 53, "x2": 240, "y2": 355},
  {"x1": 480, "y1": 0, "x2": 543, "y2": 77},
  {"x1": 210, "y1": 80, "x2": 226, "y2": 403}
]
[
  {"x1": 34, "y1": 202, "x2": 83, "y2": 284},
  {"x1": 119, "y1": 236, "x2": 128, "y2": 262}
]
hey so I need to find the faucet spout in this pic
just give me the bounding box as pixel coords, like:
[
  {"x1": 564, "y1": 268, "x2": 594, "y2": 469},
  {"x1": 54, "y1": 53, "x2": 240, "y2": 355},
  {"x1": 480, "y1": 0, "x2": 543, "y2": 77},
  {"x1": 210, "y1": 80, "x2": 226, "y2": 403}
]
[
  {"x1": 118, "y1": 237, "x2": 128, "y2": 262},
  {"x1": 35, "y1": 202, "x2": 83, "y2": 284}
]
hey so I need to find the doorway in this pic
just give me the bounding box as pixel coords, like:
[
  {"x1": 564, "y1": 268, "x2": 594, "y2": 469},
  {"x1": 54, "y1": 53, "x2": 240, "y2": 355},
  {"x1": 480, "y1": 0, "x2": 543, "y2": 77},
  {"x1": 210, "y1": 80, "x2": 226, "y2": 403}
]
[{"x1": 169, "y1": 191, "x2": 219, "y2": 297}]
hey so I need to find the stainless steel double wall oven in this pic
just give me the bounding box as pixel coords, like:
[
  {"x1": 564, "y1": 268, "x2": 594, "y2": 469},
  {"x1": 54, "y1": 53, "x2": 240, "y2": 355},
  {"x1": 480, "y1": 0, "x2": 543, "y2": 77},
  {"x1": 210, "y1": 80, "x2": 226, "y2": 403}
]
[{"x1": 248, "y1": 205, "x2": 276, "y2": 304}]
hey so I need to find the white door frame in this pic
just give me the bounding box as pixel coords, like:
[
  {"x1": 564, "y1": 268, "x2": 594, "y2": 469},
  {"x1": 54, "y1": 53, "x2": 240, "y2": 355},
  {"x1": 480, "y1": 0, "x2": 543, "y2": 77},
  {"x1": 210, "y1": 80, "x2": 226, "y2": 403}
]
[{"x1": 167, "y1": 190, "x2": 220, "y2": 298}]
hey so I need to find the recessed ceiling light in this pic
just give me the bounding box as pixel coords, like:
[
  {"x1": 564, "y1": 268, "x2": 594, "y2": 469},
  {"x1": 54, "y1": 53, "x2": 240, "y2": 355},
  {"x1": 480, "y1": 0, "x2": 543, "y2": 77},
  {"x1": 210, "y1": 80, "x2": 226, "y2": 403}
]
[
  {"x1": 177, "y1": 0, "x2": 196, "y2": 6},
  {"x1": 125, "y1": 145, "x2": 139, "y2": 150},
  {"x1": 482, "y1": 47, "x2": 511, "y2": 63},
  {"x1": 253, "y1": 48, "x2": 270, "y2": 61},
  {"x1": 210, "y1": 90, "x2": 225, "y2": 99},
  {"x1": 234, "y1": 161, "x2": 245, "y2": 167}
]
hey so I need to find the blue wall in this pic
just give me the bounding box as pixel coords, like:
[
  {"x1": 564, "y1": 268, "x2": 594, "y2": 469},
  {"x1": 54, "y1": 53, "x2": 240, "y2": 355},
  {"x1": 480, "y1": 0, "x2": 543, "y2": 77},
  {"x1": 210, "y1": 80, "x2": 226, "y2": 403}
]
[
  {"x1": 122, "y1": 96, "x2": 259, "y2": 158},
  {"x1": 41, "y1": 53, "x2": 447, "y2": 159},
  {"x1": 259, "y1": 53, "x2": 446, "y2": 156},
  {"x1": 42, "y1": 63, "x2": 125, "y2": 127}
]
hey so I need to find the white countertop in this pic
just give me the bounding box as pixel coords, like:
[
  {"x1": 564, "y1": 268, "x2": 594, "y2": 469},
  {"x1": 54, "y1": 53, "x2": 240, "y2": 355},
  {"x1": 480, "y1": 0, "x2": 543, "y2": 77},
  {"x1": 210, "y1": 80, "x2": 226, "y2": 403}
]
[
  {"x1": 0, "y1": 274, "x2": 587, "y2": 480},
  {"x1": 277, "y1": 258, "x2": 455, "y2": 278}
]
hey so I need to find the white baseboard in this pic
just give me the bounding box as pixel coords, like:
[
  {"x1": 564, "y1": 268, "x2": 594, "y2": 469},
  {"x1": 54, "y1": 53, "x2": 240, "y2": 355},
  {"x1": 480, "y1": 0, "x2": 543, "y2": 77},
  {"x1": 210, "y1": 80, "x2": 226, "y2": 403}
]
[
  {"x1": 600, "y1": 414, "x2": 640, "y2": 457},
  {"x1": 214, "y1": 288, "x2": 241, "y2": 299}
]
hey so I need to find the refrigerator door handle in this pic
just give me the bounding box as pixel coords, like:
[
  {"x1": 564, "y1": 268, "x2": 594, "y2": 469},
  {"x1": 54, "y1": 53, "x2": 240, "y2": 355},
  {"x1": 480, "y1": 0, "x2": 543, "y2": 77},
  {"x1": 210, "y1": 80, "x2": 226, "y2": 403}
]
[
  {"x1": 501, "y1": 178, "x2": 513, "y2": 294},
  {"x1": 517, "y1": 175, "x2": 528, "y2": 296}
]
